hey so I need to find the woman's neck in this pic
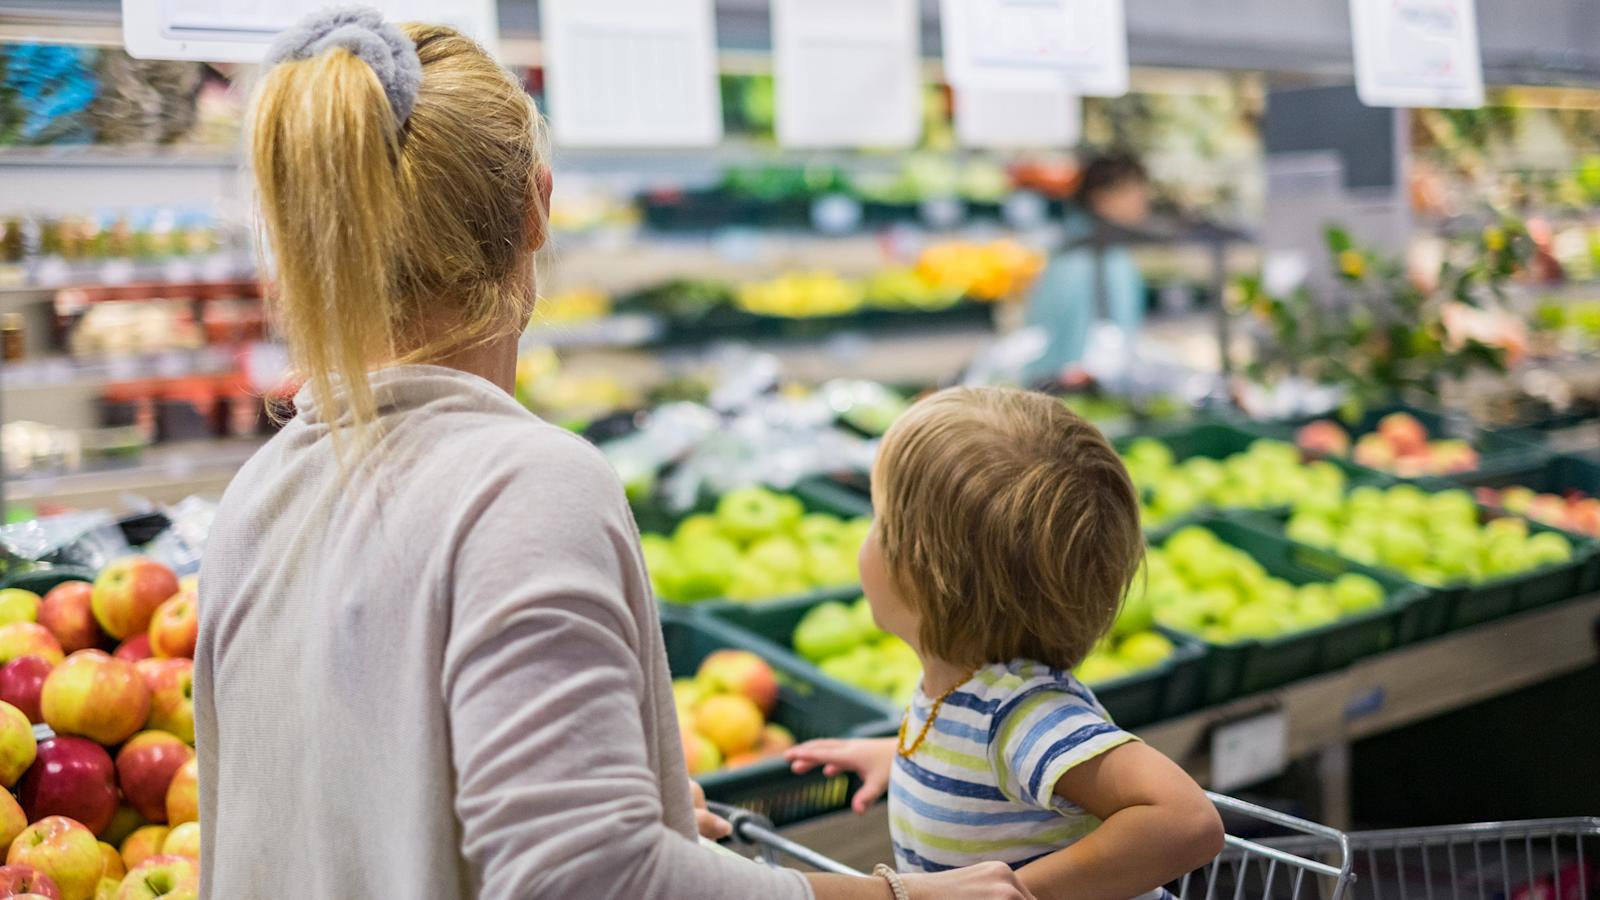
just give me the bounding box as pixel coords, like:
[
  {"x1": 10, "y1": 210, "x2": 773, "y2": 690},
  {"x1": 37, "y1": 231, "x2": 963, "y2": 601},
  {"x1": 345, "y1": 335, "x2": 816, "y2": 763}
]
[{"x1": 423, "y1": 330, "x2": 520, "y2": 395}]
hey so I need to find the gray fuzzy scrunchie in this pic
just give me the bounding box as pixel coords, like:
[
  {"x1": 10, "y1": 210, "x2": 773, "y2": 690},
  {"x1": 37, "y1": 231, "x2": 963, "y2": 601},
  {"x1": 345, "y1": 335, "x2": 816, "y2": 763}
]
[{"x1": 264, "y1": 5, "x2": 422, "y2": 124}]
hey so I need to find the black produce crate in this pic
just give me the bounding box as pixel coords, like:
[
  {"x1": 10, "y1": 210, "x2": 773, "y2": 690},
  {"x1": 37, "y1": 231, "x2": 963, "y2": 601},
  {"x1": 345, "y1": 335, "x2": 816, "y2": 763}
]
[
  {"x1": 1156, "y1": 517, "x2": 1427, "y2": 706},
  {"x1": 665, "y1": 611, "x2": 897, "y2": 826},
  {"x1": 1443, "y1": 453, "x2": 1600, "y2": 597}
]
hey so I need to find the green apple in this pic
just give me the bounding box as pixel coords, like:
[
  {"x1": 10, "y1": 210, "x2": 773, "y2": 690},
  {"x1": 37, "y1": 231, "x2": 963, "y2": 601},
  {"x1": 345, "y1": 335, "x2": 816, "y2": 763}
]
[
  {"x1": 725, "y1": 559, "x2": 785, "y2": 601},
  {"x1": 673, "y1": 514, "x2": 723, "y2": 547},
  {"x1": 1384, "y1": 484, "x2": 1431, "y2": 522},
  {"x1": 1331, "y1": 573, "x2": 1384, "y2": 613},
  {"x1": 1347, "y1": 486, "x2": 1387, "y2": 519},
  {"x1": 1379, "y1": 522, "x2": 1429, "y2": 571},
  {"x1": 1114, "y1": 584, "x2": 1156, "y2": 637},
  {"x1": 805, "y1": 545, "x2": 860, "y2": 588},
  {"x1": 1292, "y1": 591, "x2": 1342, "y2": 628},
  {"x1": 843, "y1": 517, "x2": 874, "y2": 551},
  {"x1": 1306, "y1": 460, "x2": 1347, "y2": 492},
  {"x1": 1481, "y1": 533, "x2": 1530, "y2": 576},
  {"x1": 795, "y1": 514, "x2": 848, "y2": 546},
  {"x1": 1155, "y1": 597, "x2": 1211, "y2": 633},
  {"x1": 1223, "y1": 604, "x2": 1284, "y2": 640},
  {"x1": 1526, "y1": 531, "x2": 1574, "y2": 567},
  {"x1": 716, "y1": 487, "x2": 791, "y2": 543},
  {"x1": 671, "y1": 536, "x2": 741, "y2": 601},
  {"x1": 1123, "y1": 438, "x2": 1175, "y2": 475},
  {"x1": 0, "y1": 590, "x2": 39, "y2": 627},
  {"x1": 794, "y1": 602, "x2": 862, "y2": 662},
  {"x1": 776, "y1": 495, "x2": 806, "y2": 532},
  {"x1": 1150, "y1": 476, "x2": 1204, "y2": 520},
  {"x1": 1427, "y1": 490, "x2": 1479, "y2": 528},
  {"x1": 1484, "y1": 517, "x2": 1529, "y2": 541},
  {"x1": 1180, "y1": 457, "x2": 1228, "y2": 497},
  {"x1": 1334, "y1": 533, "x2": 1380, "y2": 566},
  {"x1": 850, "y1": 596, "x2": 884, "y2": 639},
  {"x1": 1258, "y1": 578, "x2": 1297, "y2": 608},
  {"x1": 1074, "y1": 652, "x2": 1131, "y2": 684},
  {"x1": 1116, "y1": 631, "x2": 1175, "y2": 669},
  {"x1": 1201, "y1": 625, "x2": 1236, "y2": 644},
  {"x1": 746, "y1": 536, "x2": 807, "y2": 579},
  {"x1": 1193, "y1": 585, "x2": 1242, "y2": 619}
]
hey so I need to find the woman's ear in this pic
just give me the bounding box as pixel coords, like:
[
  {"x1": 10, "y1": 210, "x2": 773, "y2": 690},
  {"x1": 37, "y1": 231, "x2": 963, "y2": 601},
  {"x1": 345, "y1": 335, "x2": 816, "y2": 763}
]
[{"x1": 527, "y1": 165, "x2": 553, "y2": 251}]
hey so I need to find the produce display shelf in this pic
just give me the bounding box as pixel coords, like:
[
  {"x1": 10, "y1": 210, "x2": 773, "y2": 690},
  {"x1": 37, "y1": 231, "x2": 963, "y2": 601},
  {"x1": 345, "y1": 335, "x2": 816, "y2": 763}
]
[
  {"x1": 663, "y1": 611, "x2": 897, "y2": 827},
  {"x1": 5, "y1": 438, "x2": 266, "y2": 508},
  {"x1": 774, "y1": 593, "x2": 1600, "y2": 866},
  {"x1": 1172, "y1": 517, "x2": 1430, "y2": 706}
]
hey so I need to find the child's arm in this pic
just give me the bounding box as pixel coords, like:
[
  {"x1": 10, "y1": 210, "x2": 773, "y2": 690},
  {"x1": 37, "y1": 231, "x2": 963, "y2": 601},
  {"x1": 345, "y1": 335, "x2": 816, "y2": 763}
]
[
  {"x1": 1017, "y1": 742, "x2": 1224, "y2": 900},
  {"x1": 784, "y1": 738, "x2": 898, "y2": 814}
]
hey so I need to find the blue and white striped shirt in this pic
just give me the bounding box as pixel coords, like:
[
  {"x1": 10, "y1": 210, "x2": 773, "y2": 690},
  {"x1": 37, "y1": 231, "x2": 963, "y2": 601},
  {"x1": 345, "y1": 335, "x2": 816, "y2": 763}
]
[{"x1": 890, "y1": 659, "x2": 1139, "y2": 874}]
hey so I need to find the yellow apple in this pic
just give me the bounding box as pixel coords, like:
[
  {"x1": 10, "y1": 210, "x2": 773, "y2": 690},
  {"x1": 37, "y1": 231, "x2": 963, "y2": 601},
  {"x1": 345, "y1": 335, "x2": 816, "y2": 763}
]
[
  {"x1": 0, "y1": 700, "x2": 36, "y2": 787},
  {"x1": 41, "y1": 651, "x2": 150, "y2": 747},
  {"x1": 7, "y1": 816, "x2": 102, "y2": 900}
]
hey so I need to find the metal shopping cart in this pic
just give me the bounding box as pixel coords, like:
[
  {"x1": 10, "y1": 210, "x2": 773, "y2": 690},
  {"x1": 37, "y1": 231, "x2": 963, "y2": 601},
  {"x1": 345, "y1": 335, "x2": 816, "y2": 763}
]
[
  {"x1": 715, "y1": 794, "x2": 1600, "y2": 900},
  {"x1": 711, "y1": 792, "x2": 1357, "y2": 900}
]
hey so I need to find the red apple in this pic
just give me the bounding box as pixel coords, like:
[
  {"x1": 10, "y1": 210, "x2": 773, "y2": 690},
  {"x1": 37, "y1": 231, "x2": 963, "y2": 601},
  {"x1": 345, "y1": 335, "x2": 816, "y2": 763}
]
[
  {"x1": 0, "y1": 658, "x2": 53, "y2": 725},
  {"x1": 114, "y1": 856, "x2": 195, "y2": 900},
  {"x1": 0, "y1": 701, "x2": 36, "y2": 787},
  {"x1": 0, "y1": 865, "x2": 61, "y2": 899},
  {"x1": 0, "y1": 627, "x2": 63, "y2": 668},
  {"x1": 1294, "y1": 420, "x2": 1351, "y2": 458},
  {"x1": 116, "y1": 828, "x2": 166, "y2": 874},
  {"x1": 7, "y1": 817, "x2": 100, "y2": 900},
  {"x1": 18, "y1": 738, "x2": 118, "y2": 837},
  {"x1": 109, "y1": 639, "x2": 149, "y2": 665},
  {"x1": 0, "y1": 792, "x2": 27, "y2": 856},
  {"x1": 162, "y1": 761, "x2": 196, "y2": 828},
  {"x1": 36, "y1": 585, "x2": 100, "y2": 657},
  {"x1": 157, "y1": 825, "x2": 196, "y2": 863},
  {"x1": 41, "y1": 652, "x2": 150, "y2": 747},
  {"x1": 1376, "y1": 412, "x2": 1429, "y2": 455},
  {"x1": 89, "y1": 560, "x2": 178, "y2": 644},
  {"x1": 141, "y1": 663, "x2": 192, "y2": 748},
  {"x1": 143, "y1": 596, "x2": 194, "y2": 663},
  {"x1": 695, "y1": 650, "x2": 779, "y2": 715},
  {"x1": 113, "y1": 735, "x2": 191, "y2": 824}
]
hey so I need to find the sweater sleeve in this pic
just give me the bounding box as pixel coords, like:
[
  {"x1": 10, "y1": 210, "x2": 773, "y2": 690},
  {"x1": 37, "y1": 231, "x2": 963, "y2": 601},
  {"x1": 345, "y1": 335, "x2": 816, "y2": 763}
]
[{"x1": 440, "y1": 445, "x2": 812, "y2": 900}]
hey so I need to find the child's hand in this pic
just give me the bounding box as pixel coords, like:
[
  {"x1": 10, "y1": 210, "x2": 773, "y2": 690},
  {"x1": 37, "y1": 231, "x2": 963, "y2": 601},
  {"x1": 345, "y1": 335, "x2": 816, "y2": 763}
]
[{"x1": 784, "y1": 737, "x2": 896, "y2": 814}]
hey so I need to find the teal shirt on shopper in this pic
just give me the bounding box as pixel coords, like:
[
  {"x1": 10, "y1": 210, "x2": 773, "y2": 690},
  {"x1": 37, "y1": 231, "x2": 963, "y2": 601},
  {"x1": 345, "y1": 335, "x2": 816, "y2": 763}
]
[{"x1": 1022, "y1": 210, "x2": 1147, "y2": 383}]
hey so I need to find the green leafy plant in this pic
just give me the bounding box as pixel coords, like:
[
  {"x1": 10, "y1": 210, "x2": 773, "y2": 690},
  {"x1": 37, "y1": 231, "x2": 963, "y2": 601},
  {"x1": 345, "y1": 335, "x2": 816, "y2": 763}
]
[{"x1": 1242, "y1": 220, "x2": 1532, "y2": 406}]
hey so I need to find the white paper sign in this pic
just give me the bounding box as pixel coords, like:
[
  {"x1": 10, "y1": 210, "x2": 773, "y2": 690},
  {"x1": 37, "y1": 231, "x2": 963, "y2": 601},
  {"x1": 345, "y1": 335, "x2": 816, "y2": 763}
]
[
  {"x1": 542, "y1": 0, "x2": 723, "y2": 148},
  {"x1": 1350, "y1": 0, "x2": 1484, "y2": 109},
  {"x1": 772, "y1": 0, "x2": 922, "y2": 149},
  {"x1": 123, "y1": 0, "x2": 497, "y2": 63},
  {"x1": 939, "y1": 0, "x2": 1128, "y2": 98},
  {"x1": 1211, "y1": 710, "x2": 1289, "y2": 792},
  {"x1": 955, "y1": 85, "x2": 1081, "y2": 149}
]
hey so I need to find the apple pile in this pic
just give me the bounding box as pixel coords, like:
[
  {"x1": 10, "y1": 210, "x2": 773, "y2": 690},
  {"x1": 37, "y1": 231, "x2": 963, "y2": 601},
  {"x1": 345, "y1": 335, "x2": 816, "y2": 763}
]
[
  {"x1": 1286, "y1": 485, "x2": 1575, "y2": 587},
  {"x1": 1072, "y1": 595, "x2": 1181, "y2": 684},
  {"x1": 672, "y1": 650, "x2": 795, "y2": 777},
  {"x1": 792, "y1": 598, "x2": 920, "y2": 705},
  {"x1": 640, "y1": 487, "x2": 872, "y2": 603},
  {"x1": 1476, "y1": 485, "x2": 1600, "y2": 538},
  {"x1": 0, "y1": 558, "x2": 202, "y2": 900},
  {"x1": 1296, "y1": 412, "x2": 1480, "y2": 478},
  {"x1": 1121, "y1": 437, "x2": 1347, "y2": 528},
  {"x1": 1131, "y1": 526, "x2": 1390, "y2": 644}
]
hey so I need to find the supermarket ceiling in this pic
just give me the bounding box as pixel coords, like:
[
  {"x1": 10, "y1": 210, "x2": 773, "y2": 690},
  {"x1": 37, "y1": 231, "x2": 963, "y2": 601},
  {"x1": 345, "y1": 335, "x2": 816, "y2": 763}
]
[{"x1": 2, "y1": 0, "x2": 1599, "y2": 84}]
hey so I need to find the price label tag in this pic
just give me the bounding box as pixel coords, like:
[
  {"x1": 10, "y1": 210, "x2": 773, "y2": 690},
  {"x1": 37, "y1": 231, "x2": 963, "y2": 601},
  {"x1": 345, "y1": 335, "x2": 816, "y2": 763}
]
[
  {"x1": 811, "y1": 195, "x2": 864, "y2": 234},
  {"x1": 1003, "y1": 192, "x2": 1050, "y2": 229},
  {"x1": 919, "y1": 198, "x2": 966, "y2": 230},
  {"x1": 1349, "y1": 0, "x2": 1484, "y2": 108},
  {"x1": 1210, "y1": 710, "x2": 1288, "y2": 792},
  {"x1": 98, "y1": 260, "x2": 136, "y2": 285}
]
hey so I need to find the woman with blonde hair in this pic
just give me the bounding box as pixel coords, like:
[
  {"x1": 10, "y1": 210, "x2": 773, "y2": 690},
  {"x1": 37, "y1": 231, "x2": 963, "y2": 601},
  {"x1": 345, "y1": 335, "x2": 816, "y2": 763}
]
[{"x1": 195, "y1": 7, "x2": 1034, "y2": 899}]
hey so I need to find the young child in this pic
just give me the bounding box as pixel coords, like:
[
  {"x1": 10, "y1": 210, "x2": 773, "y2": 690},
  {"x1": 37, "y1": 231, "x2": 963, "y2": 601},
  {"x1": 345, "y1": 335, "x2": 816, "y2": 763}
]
[{"x1": 787, "y1": 387, "x2": 1224, "y2": 900}]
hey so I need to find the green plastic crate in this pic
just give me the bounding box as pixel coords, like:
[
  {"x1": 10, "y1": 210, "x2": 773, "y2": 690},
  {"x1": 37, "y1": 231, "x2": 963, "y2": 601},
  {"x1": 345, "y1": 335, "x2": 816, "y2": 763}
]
[
  {"x1": 705, "y1": 590, "x2": 1210, "y2": 729},
  {"x1": 1243, "y1": 501, "x2": 1596, "y2": 637},
  {"x1": 1445, "y1": 453, "x2": 1600, "y2": 597},
  {"x1": 662, "y1": 610, "x2": 897, "y2": 827},
  {"x1": 1266, "y1": 402, "x2": 1548, "y2": 485},
  {"x1": 1156, "y1": 517, "x2": 1426, "y2": 706},
  {"x1": 0, "y1": 567, "x2": 95, "y2": 594}
]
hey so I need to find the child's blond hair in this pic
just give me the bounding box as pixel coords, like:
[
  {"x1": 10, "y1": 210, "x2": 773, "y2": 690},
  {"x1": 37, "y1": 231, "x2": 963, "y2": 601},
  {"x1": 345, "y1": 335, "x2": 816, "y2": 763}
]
[{"x1": 872, "y1": 387, "x2": 1143, "y2": 670}]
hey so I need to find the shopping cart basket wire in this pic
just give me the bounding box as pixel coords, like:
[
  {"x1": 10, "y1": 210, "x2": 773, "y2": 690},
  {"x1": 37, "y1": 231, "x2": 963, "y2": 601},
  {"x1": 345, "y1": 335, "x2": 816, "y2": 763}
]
[{"x1": 712, "y1": 792, "x2": 1356, "y2": 899}]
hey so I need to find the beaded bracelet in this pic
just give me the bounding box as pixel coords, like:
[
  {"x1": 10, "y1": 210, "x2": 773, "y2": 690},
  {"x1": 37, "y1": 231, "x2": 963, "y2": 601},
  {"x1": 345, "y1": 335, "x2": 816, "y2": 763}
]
[{"x1": 872, "y1": 863, "x2": 910, "y2": 900}]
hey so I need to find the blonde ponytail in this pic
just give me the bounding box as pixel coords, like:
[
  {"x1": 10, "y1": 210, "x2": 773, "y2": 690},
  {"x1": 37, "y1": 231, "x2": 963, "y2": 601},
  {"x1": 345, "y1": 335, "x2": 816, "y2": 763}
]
[{"x1": 249, "y1": 22, "x2": 547, "y2": 458}]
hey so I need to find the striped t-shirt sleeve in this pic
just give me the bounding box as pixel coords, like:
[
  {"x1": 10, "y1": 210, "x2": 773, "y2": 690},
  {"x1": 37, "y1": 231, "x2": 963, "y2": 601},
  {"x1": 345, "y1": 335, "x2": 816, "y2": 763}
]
[{"x1": 989, "y1": 687, "x2": 1140, "y2": 810}]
